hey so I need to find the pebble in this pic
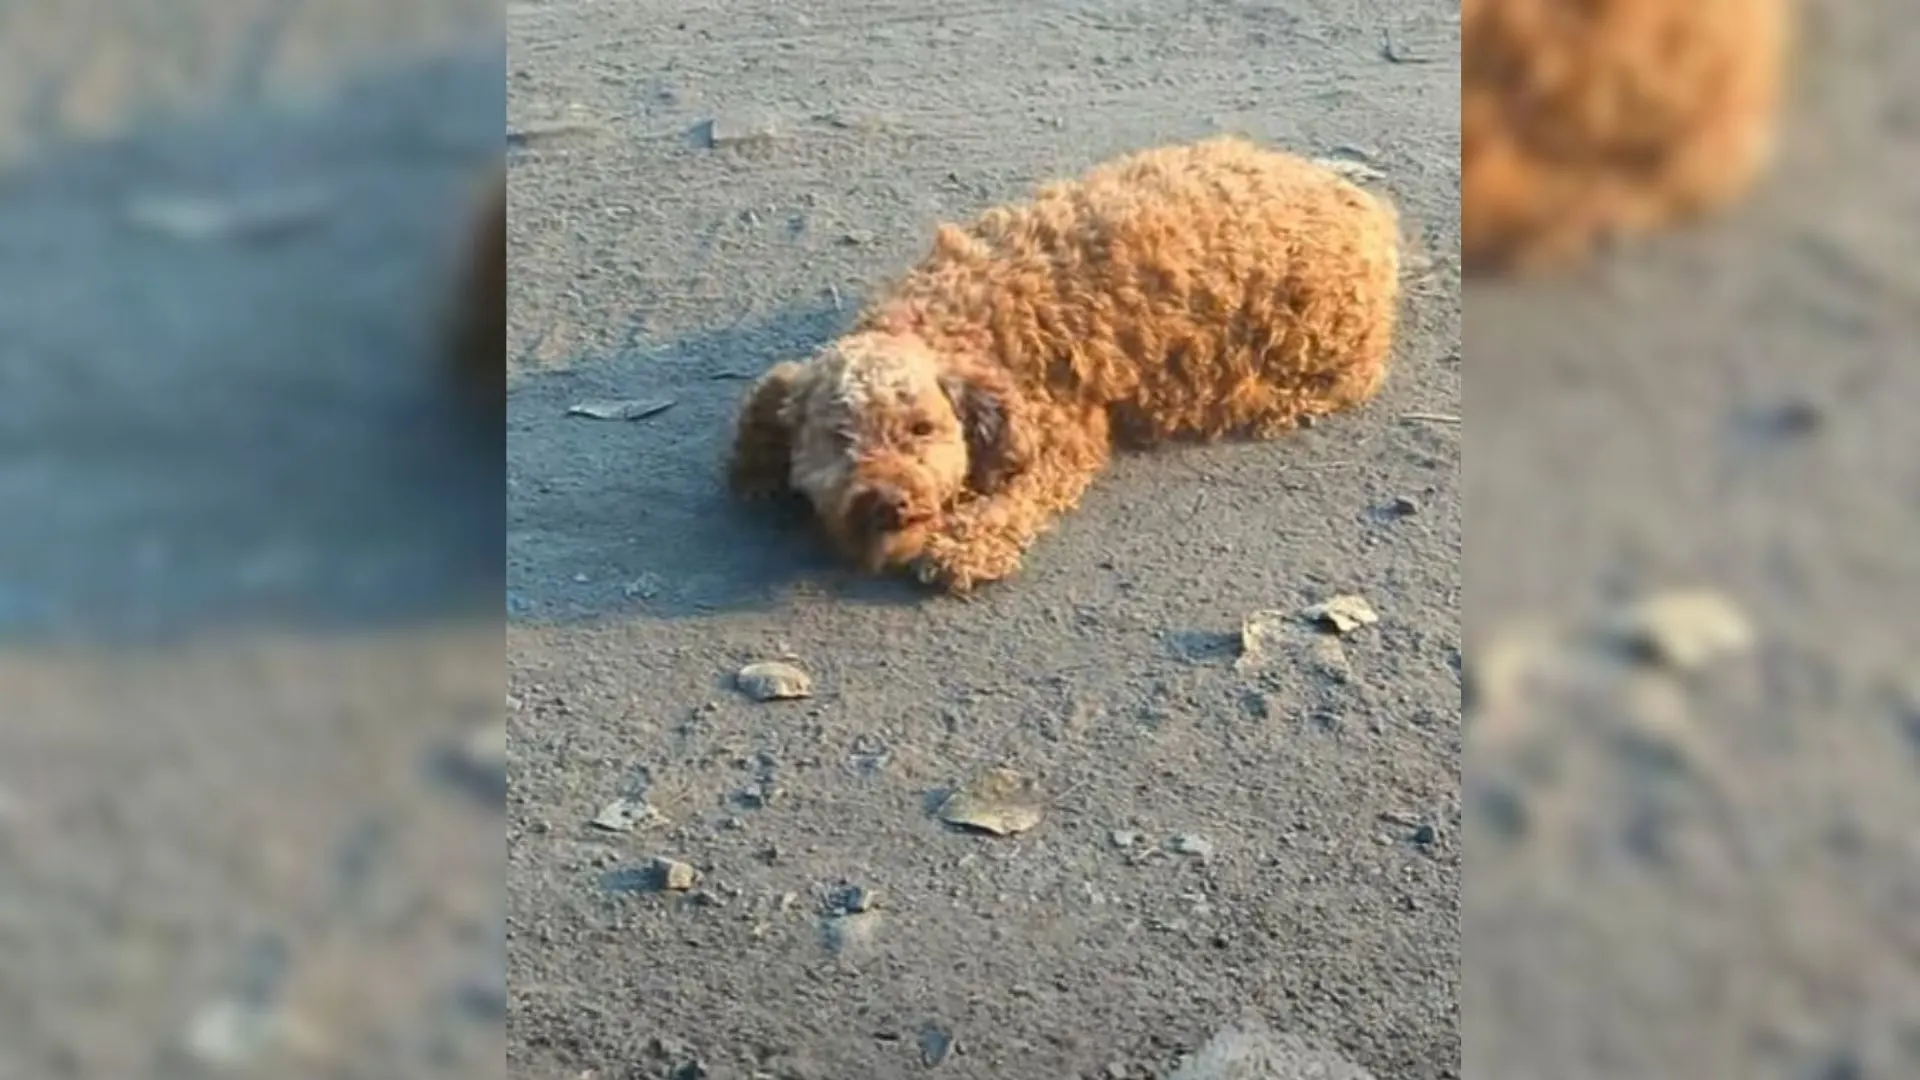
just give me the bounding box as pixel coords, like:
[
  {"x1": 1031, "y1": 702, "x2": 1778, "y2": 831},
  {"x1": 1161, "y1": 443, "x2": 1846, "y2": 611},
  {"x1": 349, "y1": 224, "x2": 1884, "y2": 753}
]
[
  {"x1": 832, "y1": 884, "x2": 882, "y2": 914},
  {"x1": 565, "y1": 397, "x2": 676, "y2": 421},
  {"x1": 590, "y1": 797, "x2": 662, "y2": 832},
  {"x1": 919, "y1": 1024, "x2": 956, "y2": 1066},
  {"x1": 1237, "y1": 610, "x2": 1289, "y2": 662},
  {"x1": 735, "y1": 661, "x2": 813, "y2": 701},
  {"x1": 1312, "y1": 155, "x2": 1387, "y2": 184},
  {"x1": 1110, "y1": 829, "x2": 1141, "y2": 849},
  {"x1": 1390, "y1": 494, "x2": 1421, "y2": 516},
  {"x1": 182, "y1": 999, "x2": 285, "y2": 1067},
  {"x1": 652, "y1": 856, "x2": 699, "y2": 892},
  {"x1": 1601, "y1": 589, "x2": 1754, "y2": 671},
  {"x1": 689, "y1": 115, "x2": 779, "y2": 149},
  {"x1": 938, "y1": 768, "x2": 1043, "y2": 836},
  {"x1": 1301, "y1": 594, "x2": 1380, "y2": 634},
  {"x1": 1170, "y1": 834, "x2": 1215, "y2": 858}
]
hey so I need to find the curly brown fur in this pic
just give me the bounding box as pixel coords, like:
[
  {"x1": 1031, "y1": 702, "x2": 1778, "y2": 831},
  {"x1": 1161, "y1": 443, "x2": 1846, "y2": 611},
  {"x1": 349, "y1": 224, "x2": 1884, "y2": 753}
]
[
  {"x1": 445, "y1": 164, "x2": 505, "y2": 410},
  {"x1": 1463, "y1": 0, "x2": 1792, "y2": 274},
  {"x1": 726, "y1": 136, "x2": 1401, "y2": 592}
]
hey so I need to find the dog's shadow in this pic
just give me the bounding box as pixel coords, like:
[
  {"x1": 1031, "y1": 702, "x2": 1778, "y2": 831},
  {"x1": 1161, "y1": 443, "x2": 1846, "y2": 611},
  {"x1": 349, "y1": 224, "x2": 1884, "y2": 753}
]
[{"x1": 507, "y1": 303, "x2": 938, "y2": 623}]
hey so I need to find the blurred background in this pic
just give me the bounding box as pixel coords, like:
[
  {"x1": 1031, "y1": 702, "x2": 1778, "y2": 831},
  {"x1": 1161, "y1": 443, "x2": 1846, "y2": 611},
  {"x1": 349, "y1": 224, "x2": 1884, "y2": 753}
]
[
  {"x1": 1467, "y1": 0, "x2": 1920, "y2": 1076},
  {"x1": 0, "y1": 1, "x2": 503, "y2": 1077}
]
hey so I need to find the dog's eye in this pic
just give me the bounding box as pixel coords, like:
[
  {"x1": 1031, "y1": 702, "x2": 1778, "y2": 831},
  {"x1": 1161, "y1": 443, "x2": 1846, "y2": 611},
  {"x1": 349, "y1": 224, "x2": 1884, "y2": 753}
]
[{"x1": 910, "y1": 420, "x2": 935, "y2": 437}]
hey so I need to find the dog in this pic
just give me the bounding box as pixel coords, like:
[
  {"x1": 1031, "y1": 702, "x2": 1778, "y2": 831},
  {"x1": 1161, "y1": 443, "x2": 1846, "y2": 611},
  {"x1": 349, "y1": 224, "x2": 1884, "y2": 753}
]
[
  {"x1": 727, "y1": 135, "x2": 1401, "y2": 593},
  {"x1": 1463, "y1": 0, "x2": 1791, "y2": 273},
  {"x1": 445, "y1": 164, "x2": 505, "y2": 410}
]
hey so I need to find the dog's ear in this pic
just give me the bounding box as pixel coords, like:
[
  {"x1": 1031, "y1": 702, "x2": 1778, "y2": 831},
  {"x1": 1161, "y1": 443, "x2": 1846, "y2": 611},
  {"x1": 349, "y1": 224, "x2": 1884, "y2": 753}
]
[
  {"x1": 727, "y1": 361, "x2": 808, "y2": 498},
  {"x1": 940, "y1": 365, "x2": 1033, "y2": 493}
]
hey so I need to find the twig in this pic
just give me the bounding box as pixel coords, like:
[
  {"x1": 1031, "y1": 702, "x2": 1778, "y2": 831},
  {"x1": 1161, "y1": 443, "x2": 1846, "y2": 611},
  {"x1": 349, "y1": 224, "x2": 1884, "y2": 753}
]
[{"x1": 1400, "y1": 412, "x2": 1461, "y2": 425}]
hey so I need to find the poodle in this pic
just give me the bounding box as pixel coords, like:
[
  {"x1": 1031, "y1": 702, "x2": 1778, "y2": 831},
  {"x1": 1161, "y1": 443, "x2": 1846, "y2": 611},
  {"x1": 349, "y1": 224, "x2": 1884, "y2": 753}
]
[
  {"x1": 444, "y1": 164, "x2": 505, "y2": 409},
  {"x1": 1463, "y1": 0, "x2": 1792, "y2": 273},
  {"x1": 727, "y1": 135, "x2": 1402, "y2": 593}
]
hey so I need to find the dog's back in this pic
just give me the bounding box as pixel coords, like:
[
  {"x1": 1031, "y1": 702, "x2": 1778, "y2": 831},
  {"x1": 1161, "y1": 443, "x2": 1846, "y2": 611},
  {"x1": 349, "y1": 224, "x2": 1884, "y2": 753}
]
[{"x1": 864, "y1": 136, "x2": 1402, "y2": 442}]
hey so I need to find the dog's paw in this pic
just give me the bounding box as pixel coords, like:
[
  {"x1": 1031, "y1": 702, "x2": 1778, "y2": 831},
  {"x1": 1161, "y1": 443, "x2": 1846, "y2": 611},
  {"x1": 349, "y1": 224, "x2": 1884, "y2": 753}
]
[
  {"x1": 909, "y1": 533, "x2": 1020, "y2": 595},
  {"x1": 910, "y1": 553, "x2": 977, "y2": 595}
]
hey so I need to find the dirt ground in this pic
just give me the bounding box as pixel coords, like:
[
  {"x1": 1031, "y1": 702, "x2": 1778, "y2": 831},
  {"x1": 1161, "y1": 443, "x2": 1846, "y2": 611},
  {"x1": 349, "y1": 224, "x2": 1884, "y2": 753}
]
[
  {"x1": 1468, "y1": 0, "x2": 1920, "y2": 1077},
  {"x1": 0, "y1": 2, "x2": 505, "y2": 1078},
  {"x1": 505, "y1": 2, "x2": 1460, "y2": 1079}
]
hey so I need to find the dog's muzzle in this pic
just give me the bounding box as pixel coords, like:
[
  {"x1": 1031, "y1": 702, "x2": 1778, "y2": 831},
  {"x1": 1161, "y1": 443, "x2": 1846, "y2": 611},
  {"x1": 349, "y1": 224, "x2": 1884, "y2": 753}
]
[{"x1": 848, "y1": 486, "x2": 912, "y2": 536}]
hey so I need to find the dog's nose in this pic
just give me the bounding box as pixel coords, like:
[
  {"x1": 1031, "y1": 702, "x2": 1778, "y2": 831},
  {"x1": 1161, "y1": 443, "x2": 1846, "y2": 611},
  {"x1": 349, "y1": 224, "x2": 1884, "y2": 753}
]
[{"x1": 850, "y1": 487, "x2": 907, "y2": 534}]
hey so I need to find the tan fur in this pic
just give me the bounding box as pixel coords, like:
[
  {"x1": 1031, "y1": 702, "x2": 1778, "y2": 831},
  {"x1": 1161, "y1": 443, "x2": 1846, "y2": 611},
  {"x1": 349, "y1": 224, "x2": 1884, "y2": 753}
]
[
  {"x1": 446, "y1": 164, "x2": 505, "y2": 408},
  {"x1": 1463, "y1": 0, "x2": 1791, "y2": 274},
  {"x1": 727, "y1": 136, "x2": 1401, "y2": 592}
]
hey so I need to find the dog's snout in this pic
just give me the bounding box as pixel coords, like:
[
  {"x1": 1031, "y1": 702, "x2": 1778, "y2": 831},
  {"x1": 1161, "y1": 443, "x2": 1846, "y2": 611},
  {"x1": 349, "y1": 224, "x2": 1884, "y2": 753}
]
[{"x1": 850, "y1": 487, "x2": 908, "y2": 534}]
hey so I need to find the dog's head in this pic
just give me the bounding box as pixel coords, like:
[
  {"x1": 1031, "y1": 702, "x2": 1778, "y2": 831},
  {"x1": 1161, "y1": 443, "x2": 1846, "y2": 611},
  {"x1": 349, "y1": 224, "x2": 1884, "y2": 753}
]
[{"x1": 726, "y1": 331, "x2": 1031, "y2": 568}]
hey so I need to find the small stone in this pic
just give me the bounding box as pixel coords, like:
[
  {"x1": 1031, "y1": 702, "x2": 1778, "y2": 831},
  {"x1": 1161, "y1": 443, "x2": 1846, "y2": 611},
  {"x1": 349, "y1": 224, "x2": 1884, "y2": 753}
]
[
  {"x1": 1738, "y1": 397, "x2": 1824, "y2": 441},
  {"x1": 590, "y1": 797, "x2": 662, "y2": 832},
  {"x1": 565, "y1": 397, "x2": 675, "y2": 421},
  {"x1": 1110, "y1": 829, "x2": 1141, "y2": 849},
  {"x1": 832, "y1": 884, "x2": 882, "y2": 914},
  {"x1": 1466, "y1": 618, "x2": 1567, "y2": 724},
  {"x1": 1170, "y1": 834, "x2": 1214, "y2": 858},
  {"x1": 735, "y1": 661, "x2": 813, "y2": 701},
  {"x1": 937, "y1": 768, "x2": 1043, "y2": 836},
  {"x1": 1301, "y1": 595, "x2": 1380, "y2": 633},
  {"x1": 453, "y1": 977, "x2": 508, "y2": 1021},
  {"x1": 1312, "y1": 155, "x2": 1387, "y2": 184},
  {"x1": 1238, "y1": 610, "x2": 1288, "y2": 660},
  {"x1": 919, "y1": 1024, "x2": 956, "y2": 1066},
  {"x1": 435, "y1": 720, "x2": 507, "y2": 807},
  {"x1": 689, "y1": 115, "x2": 778, "y2": 149},
  {"x1": 125, "y1": 187, "x2": 332, "y2": 244},
  {"x1": 1390, "y1": 495, "x2": 1421, "y2": 516},
  {"x1": 652, "y1": 856, "x2": 699, "y2": 892},
  {"x1": 1601, "y1": 589, "x2": 1754, "y2": 671},
  {"x1": 1411, "y1": 823, "x2": 1437, "y2": 846},
  {"x1": 1170, "y1": 1024, "x2": 1378, "y2": 1080},
  {"x1": 460, "y1": 721, "x2": 505, "y2": 769},
  {"x1": 182, "y1": 1000, "x2": 280, "y2": 1066}
]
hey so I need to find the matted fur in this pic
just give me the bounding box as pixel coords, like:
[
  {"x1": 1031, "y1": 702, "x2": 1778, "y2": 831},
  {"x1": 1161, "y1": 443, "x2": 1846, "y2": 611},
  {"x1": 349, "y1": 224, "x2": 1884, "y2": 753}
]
[
  {"x1": 729, "y1": 135, "x2": 1401, "y2": 592},
  {"x1": 446, "y1": 164, "x2": 505, "y2": 409},
  {"x1": 1463, "y1": 0, "x2": 1791, "y2": 273}
]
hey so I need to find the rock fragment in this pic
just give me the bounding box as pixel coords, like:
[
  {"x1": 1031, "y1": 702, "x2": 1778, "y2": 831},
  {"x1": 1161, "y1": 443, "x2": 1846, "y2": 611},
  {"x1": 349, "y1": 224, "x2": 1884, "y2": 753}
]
[
  {"x1": 937, "y1": 768, "x2": 1042, "y2": 836},
  {"x1": 590, "y1": 797, "x2": 663, "y2": 833},
  {"x1": 1301, "y1": 594, "x2": 1380, "y2": 633},
  {"x1": 651, "y1": 856, "x2": 699, "y2": 892},
  {"x1": 1601, "y1": 589, "x2": 1754, "y2": 671},
  {"x1": 1170, "y1": 1023, "x2": 1377, "y2": 1080},
  {"x1": 736, "y1": 661, "x2": 813, "y2": 701}
]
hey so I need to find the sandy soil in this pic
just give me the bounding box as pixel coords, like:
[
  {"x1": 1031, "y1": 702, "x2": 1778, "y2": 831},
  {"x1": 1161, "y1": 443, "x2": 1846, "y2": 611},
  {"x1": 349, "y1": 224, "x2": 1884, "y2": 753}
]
[
  {"x1": 0, "y1": 2, "x2": 505, "y2": 1077},
  {"x1": 505, "y1": 2, "x2": 1461, "y2": 1078},
  {"x1": 1467, "y1": 0, "x2": 1920, "y2": 1076}
]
